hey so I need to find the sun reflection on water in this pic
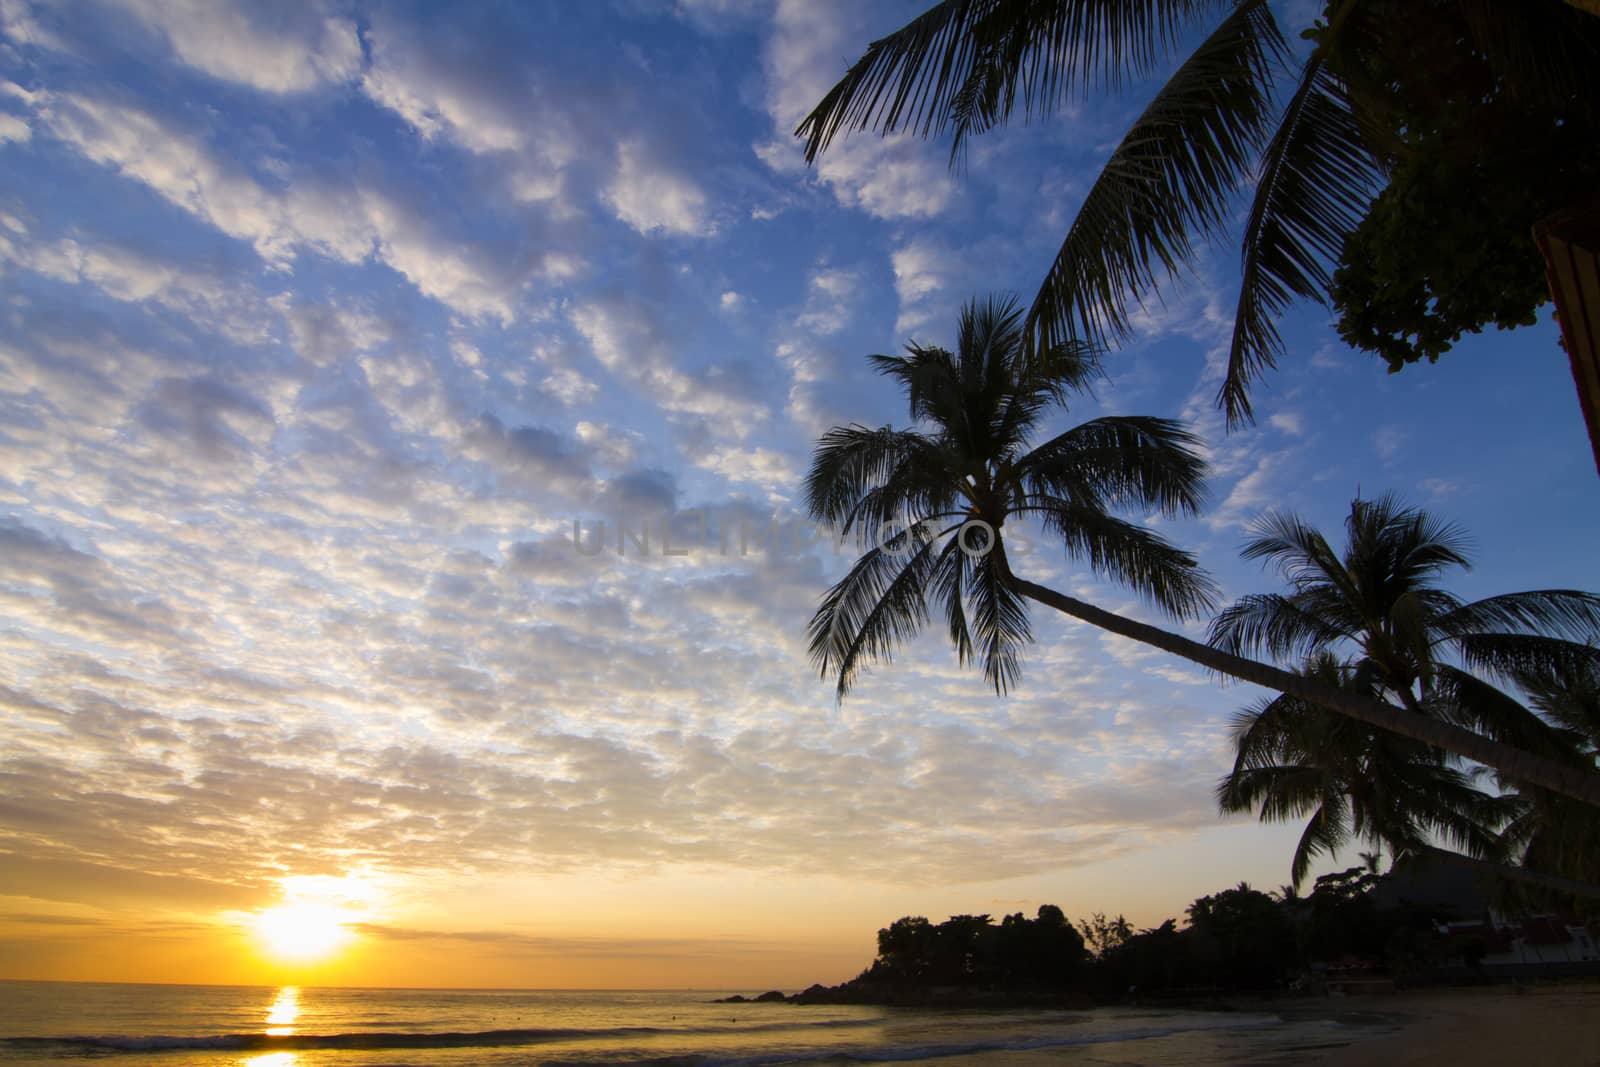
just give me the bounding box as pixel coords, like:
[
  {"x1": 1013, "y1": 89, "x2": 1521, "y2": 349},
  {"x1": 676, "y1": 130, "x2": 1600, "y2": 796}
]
[
  {"x1": 264, "y1": 986, "x2": 299, "y2": 1035},
  {"x1": 244, "y1": 1055, "x2": 299, "y2": 1067}
]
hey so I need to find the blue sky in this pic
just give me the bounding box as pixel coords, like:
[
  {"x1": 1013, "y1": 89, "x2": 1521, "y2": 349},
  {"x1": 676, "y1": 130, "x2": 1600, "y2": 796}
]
[{"x1": 1, "y1": 0, "x2": 1597, "y2": 987}]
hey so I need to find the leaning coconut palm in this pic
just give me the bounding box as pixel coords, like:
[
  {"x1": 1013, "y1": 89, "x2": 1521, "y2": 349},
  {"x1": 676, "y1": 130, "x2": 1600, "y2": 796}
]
[
  {"x1": 808, "y1": 293, "x2": 1216, "y2": 695},
  {"x1": 1208, "y1": 496, "x2": 1600, "y2": 749},
  {"x1": 1219, "y1": 653, "x2": 1511, "y2": 889},
  {"x1": 807, "y1": 298, "x2": 1600, "y2": 805},
  {"x1": 795, "y1": 0, "x2": 1600, "y2": 426}
]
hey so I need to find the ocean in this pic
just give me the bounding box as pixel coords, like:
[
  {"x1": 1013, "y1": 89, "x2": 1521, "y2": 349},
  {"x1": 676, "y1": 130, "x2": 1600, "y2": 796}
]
[{"x1": 0, "y1": 981, "x2": 1400, "y2": 1066}]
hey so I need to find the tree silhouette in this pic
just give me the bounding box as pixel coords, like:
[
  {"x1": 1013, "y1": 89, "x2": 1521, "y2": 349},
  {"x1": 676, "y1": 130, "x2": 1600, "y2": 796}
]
[
  {"x1": 796, "y1": 0, "x2": 1600, "y2": 426},
  {"x1": 806, "y1": 298, "x2": 1600, "y2": 803}
]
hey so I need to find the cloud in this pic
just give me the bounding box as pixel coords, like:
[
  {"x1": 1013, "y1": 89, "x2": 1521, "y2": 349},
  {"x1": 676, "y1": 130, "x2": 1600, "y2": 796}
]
[
  {"x1": 1267, "y1": 411, "x2": 1304, "y2": 436},
  {"x1": 0, "y1": 0, "x2": 1394, "y2": 951},
  {"x1": 361, "y1": 12, "x2": 539, "y2": 155},
  {"x1": 603, "y1": 140, "x2": 711, "y2": 237},
  {"x1": 1374, "y1": 425, "x2": 1405, "y2": 461},
  {"x1": 540, "y1": 366, "x2": 599, "y2": 407},
  {"x1": 570, "y1": 294, "x2": 770, "y2": 435},
  {"x1": 1, "y1": 231, "x2": 273, "y2": 344},
  {"x1": 136, "y1": 375, "x2": 275, "y2": 463},
  {"x1": 463, "y1": 413, "x2": 596, "y2": 502},
  {"x1": 891, "y1": 241, "x2": 950, "y2": 335},
  {"x1": 0, "y1": 111, "x2": 29, "y2": 143},
  {"x1": 759, "y1": 0, "x2": 954, "y2": 220},
  {"x1": 694, "y1": 444, "x2": 800, "y2": 495},
  {"x1": 793, "y1": 266, "x2": 858, "y2": 335},
  {"x1": 574, "y1": 420, "x2": 642, "y2": 468},
  {"x1": 1205, "y1": 453, "x2": 1283, "y2": 532},
  {"x1": 280, "y1": 299, "x2": 392, "y2": 367},
  {"x1": 352, "y1": 922, "x2": 775, "y2": 960},
  {"x1": 35, "y1": 93, "x2": 532, "y2": 320},
  {"x1": 357, "y1": 11, "x2": 713, "y2": 240},
  {"x1": 105, "y1": 0, "x2": 361, "y2": 93}
]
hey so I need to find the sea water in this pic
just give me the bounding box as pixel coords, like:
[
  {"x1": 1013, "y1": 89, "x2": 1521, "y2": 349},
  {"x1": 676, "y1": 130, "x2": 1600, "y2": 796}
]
[{"x1": 0, "y1": 981, "x2": 1397, "y2": 1066}]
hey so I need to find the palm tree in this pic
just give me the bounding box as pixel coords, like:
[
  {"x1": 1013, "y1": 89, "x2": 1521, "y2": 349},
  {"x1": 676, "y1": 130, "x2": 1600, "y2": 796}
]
[
  {"x1": 1207, "y1": 496, "x2": 1600, "y2": 746},
  {"x1": 808, "y1": 293, "x2": 1215, "y2": 695},
  {"x1": 794, "y1": 0, "x2": 1600, "y2": 426},
  {"x1": 1492, "y1": 662, "x2": 1600, "y2": 903},
  {"x1": 1218, "y1": 654, "x2": 1509, "y2": 888},
  {"x1": 806, "y1": 298, "x2": 1600, "y2": 805}
]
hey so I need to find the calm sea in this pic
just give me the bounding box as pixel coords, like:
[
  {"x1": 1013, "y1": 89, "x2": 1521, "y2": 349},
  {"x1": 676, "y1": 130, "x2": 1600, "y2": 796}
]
[{"x1": 0, "y1": 981, "x2": 1397, "y2": 1066}]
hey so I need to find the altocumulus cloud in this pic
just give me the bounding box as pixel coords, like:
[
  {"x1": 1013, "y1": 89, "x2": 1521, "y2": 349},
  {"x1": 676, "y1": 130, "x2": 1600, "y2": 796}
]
[{"x1": 0, "y1": 0, "x2": 1425, "y2": 933}]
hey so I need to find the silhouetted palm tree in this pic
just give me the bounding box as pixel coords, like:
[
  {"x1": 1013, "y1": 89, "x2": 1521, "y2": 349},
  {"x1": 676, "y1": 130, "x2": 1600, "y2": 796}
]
[
  {"x1": 1493, "y1": 661, "x2": 1600, "y2": 902},
  {"x1": 795, "y1": 0, "x2": 1600, "y2": 425},
  {"x1": 808, "y1": 294, "x2": 1213, "y2": 695},
  {"x1": 1208, "y1": 496, "x2": 1600, "y2": 748},
  {"x1": 805, "y1": 298, "x2": 1600, "y2": 804},
  {"x1": 1218, "y1": 653, "x2": 1508, "y2": 887}
]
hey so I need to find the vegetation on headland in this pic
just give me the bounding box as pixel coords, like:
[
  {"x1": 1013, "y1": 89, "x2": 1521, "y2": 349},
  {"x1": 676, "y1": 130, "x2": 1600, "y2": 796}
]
[{"x1": 736, "y1": 861, "x2": 1596, "y2": 1008}]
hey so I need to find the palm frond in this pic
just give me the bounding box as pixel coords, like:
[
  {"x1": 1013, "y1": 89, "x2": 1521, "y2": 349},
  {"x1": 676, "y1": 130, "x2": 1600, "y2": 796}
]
[
  {"x1": 1026, "y1": 497, "x2": 1217, "y2": 617},
  {"x1": 929, "y1": 534, "x2": 977, "y2": 670},
  {"x1": 1291, "y1": 799, "x2": 1349, "y2": 888},
  {"x1": 1223, "y1": 54, "x2": 1383, "y2": 425},
  {"x1": 1383, "y1": 502, "x2": 1473, "y2": 586},
  {"x1": 808, "y1": 524, "x2": 942, "y2": 698},
  {"x1": 868, "y1": 346, "x2": 964, "y2": 429},
  {"x1": 1218, "y1": 762, "x2": 1327, "y2": 819},
  {"x1": 969, "y1": 538, "x2": 1032, "y2": 692},
  {"x1": 1207, "y1": 592, "x2": 1352, "y2": 660},
  {"x1": 1518, "y1": 658, "x2": 1600, "y2": 748},
  {"x1": 794, "y1": 0, "x2": 1220, "y2": 163},
  {"x1": 1017, "y1": 415, "x2": 1208, "y2": 516},
  {"x1": 994, "y1": 338, "x2": 1104, "y2": 448},
  {"x1": 1240, "y1": 508, "x2": 1344, "y2": 586},
  {"x1": 1023, "y1": 0, "x2": 1283, "y2": 355},
  {"x1": 805, "y1": 425, "x2": 940, "y2": 526},
  {"x1": 1456, "y1": 633, "x2": 1600, "y2": 686},
  {"x1": 1434, "y1": 590, "x2": 1600, "y2": 645}
]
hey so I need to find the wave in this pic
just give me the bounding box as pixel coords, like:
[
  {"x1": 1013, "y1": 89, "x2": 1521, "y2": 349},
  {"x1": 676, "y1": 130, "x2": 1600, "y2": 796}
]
[
  {"x1": 0, "y1": 1016, "x2": 881, "y2": 1055},
  {"x1": 0, "y1": 1011, "x2": 1288, "y2": 1063}
]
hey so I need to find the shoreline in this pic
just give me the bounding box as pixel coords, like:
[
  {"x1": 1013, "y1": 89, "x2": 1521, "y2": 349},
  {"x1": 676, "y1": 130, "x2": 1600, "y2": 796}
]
[
  {"x1": 1303, "y1": 984, "x2": 1600, "y2": 1066},
  {"x1": 858, "y1": 984, "x2": 1600, "y2": 1066}
]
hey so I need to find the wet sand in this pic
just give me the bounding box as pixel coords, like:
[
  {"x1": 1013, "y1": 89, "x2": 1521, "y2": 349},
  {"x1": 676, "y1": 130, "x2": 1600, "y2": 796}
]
[
  {"x1": 884, "y1": 985, "x2": 1600, "y2": 1066},
  {"x1": 1308, "y1": 985, "x2": 1600, "y2": 1066}
]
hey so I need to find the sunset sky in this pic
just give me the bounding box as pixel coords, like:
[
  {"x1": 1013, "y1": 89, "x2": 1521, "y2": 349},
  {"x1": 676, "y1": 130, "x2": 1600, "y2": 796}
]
[{"x1": 1, "y1": 0, "x2": 1597, "y2": 990}]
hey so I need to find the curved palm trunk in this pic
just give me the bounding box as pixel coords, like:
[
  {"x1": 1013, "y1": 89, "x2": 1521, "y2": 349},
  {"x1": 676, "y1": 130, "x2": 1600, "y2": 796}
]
[{"x1": 1006, "y1": 575, "x2": 1600, "y2": 808}]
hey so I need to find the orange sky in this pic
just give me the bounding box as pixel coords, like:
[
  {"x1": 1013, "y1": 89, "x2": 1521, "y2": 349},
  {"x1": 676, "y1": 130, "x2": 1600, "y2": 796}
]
[{"x1": 0, "y1": 822, "x2": 1319, "y2": 988}]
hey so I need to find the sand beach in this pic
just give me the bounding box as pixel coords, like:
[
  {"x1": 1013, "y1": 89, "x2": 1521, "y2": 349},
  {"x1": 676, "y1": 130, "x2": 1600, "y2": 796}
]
[
  {"x1": 1309, "y1": 985, "x2": 1600, "y2": 1066},
  {"x1": 879, "y1": 985, "x2": 1600, "y2": 1066}
]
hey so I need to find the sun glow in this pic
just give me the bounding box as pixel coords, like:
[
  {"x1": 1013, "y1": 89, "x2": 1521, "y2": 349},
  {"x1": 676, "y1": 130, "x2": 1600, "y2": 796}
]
[
  {"x1": 252, "y1": 903, "x2": 354, "y2": 962},
  {"x1": 237, "y1": 871, "x2": 385, "y2": 966}
]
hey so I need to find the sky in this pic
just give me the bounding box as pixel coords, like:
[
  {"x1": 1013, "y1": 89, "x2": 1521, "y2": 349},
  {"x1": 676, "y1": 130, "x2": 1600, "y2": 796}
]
[{"x1": 0, "y1": 0, "x2": 1597, "y2": 990}]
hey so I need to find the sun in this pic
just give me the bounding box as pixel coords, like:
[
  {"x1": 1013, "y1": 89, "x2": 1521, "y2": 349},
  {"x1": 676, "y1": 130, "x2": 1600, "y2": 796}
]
[{"x1": 251, "y1": 901, "x2": 354, "y2": 962}]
